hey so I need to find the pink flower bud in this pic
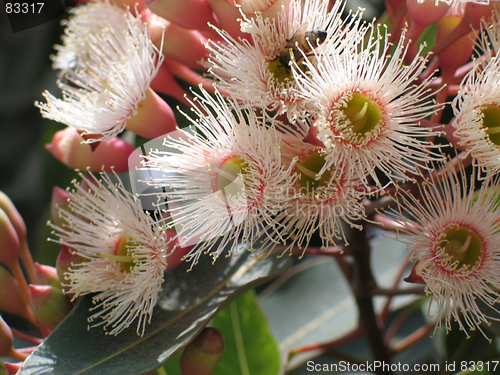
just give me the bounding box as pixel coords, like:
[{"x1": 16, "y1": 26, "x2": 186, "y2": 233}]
[
  {"x1": 164, "y1": 57, "x2": 222, "y2": 95},
  {"x1": 303, "y1": 119, "x2": 326, "y2": 148},
  {"x1": 0, "y1": 314, "x2": 14, "y2": 358},
  {"x1": 56, "y1": 245, "x2": 86, "y2": 297},
  {"x1": 0, "y1": 192, "x2": 26, "y2": 254},
  {"x1": 144, "y1": 0, "x2": 216, "y2": 32},
  {"x1": 147, "y1": 13, "x2": 210, "y2": 70},
  {"x1": 462, "y1": 1, "x2": 499, "y2": 30},
  {"x1": 235, "y1": 0, "x2": 289, "y2": 19},
  {"x1": 50, "y1": 187, "x2": 72, "y2": 229},
  {"x1": 444, "y1": 119, "x2": 467, "y2": 152},
  {"x1": 0, "y1": 208, "x2": 20, "y2": 270},
  {"x1": 165, "y1": 231, "x2": 193, "y2": 272},
  {"x1": 45, "y1": 127, "x2": 136, "y2": 173},
  {"x1": 114, "y1": 0, "x2": 147, "y2": 13},
  {"x1": 0, "y1": 265, "x2": 37, "y2": 324},
  {"x1": 4, "y1": 362, "x2": 22, "y2": 375},
  {"x1": 208, "y1": 0, "x2": 248, "y2": 40},
  {"x1": 406, "y1": 0, "x2": 449, "y2": 28},
  {"x1": 29, "y1": 285, "x2": 73, "y2": 330},
  {"x1": 125, "y1": 88, "x2": 179, "y2": 140},
  {"x1": 150, "y1": 63, "x2": 191, "y2": 106},
  {"x1": 180, "y1": 327, "x2": 226, "y2": 375},
  {"x1": 0, "y1": 192, "x2": 36, "y2": 285},
  {"x1": 35, "y1": 263, "x2": 60, "y2": 289},
  {"x1": 404, "y1": 261, "x2": 425, "y2": 285}
]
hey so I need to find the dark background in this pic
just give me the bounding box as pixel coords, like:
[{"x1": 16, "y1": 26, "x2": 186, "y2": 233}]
[{"x1": 0, "y1": 1, "x2": 67, "y2": 265}]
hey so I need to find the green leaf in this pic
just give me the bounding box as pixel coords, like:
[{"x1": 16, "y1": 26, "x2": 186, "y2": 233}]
[
  {"x1": 18, "y1": 249, "x2": 292, "y2": 375},
  {"x1": 259, "y1": 234, "x2": 419, "y2": 368},
  {"x1": 210, "y1": 290, "x2": 281, "y2": 375},
  {"x1": 158, "y1": 350, "x2": 182, "y2": 375}
]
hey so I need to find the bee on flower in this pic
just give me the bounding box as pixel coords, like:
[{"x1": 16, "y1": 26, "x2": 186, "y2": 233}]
[
  {"x1": 292, "y1": 24, "x2": 445, "y2": 186},
  {"x1": 205, "y1": 0, "x2": 365, "y2": 123}
]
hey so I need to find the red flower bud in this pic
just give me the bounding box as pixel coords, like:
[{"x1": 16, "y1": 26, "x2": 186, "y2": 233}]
[
  {"x1": 35, "y1": 263, "x2": 60, "y2": 289},
  {"x1": 30, "y1": 285, "x2": 73, "y2": 330},
  {"x1": 180, "y1": 327, "x2": 226, "y2": 375}
]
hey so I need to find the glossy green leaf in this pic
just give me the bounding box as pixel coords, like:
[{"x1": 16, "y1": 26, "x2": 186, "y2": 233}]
[
  {"x1": 259, "y1": 234, "x2": 418, "y2": 368},
  {"x1": 210, "y1": 290, "x2": 280, "y2": 375},
  {"x1": 158, "y1": 349, "x2": 182, "y2": 375},
  {"x1": 18, "y1": 249, "x2": 291, "y2": 375}
]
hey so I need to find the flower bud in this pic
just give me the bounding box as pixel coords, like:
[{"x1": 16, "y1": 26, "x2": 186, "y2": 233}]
[
  {"x1": 0, "y1": 314, "x2": 14, "y2": 358},
  {"x1": 125, "y1": 88, "x2": 179, "y2": 140},
  {"x1": 207, "y1": 0, "x2": 248, "y2": 40},
  {"x1": 303, "y1": 119, "x2": 326, "y2": 148},
  {"x1": 145, "y1": 0, "x2": 216, "y2": 31},
  {"x1": 0, "y1": 192, "x2": 26, "y2": 253},
  {"x1": 4, "y1": 362, "x2": 23, "y2": 375},
  {"x1": 235, "y1": 0, "x2": 289, "y2": 19},
  {"x1": 462, "y1": 1, "x2": 498, "y2": 30},
  {"x1": 50, "y1": 187, "x2": 72, "y2": 229},
  {"x1": 150, "y1": 63, "x2": 191, "y2": 106},
  {"x1": 45, "y1": 127, "x2": 136, "y2": 173},
  {"x1": 444, "y1": 119, "x2": 467, "y2": 152},
  {"x1": 0, "y1": 208, "x2": 20, "y2": 270},
  {"x1": 35, "y1": 263, "x2": 60, "y2": 289},
  {"x1": 180, "y1": 327, "x2": 226, "y2": 375},
  {"x1": 404, "y1": 261, "x2": 425, "y2": 285},
  {"x1": 164, "y1": 57, "x2": 221, "y2": 95},
  {"x1": 0, "y1": 209, "x2": 32, "y2": 305},
  {"x1": 147, "y1": 13, "x2": 210, "y2": 71},
  {"x1": 406, "y1": 0, "x2": 449, "y2": 28},
  {"x1": 0, "y1": 192, "x2": 36, "y2": 285},
  {"x1": 30, "y1": 285, "x2": 73, "y2": 330},
  {"x1": 0, "y1": 265, "x2": 37, "y2": 324},
  {"x1": 114, "y1": 0, "x2": 147, "y2": 13},
  {"x1": 56, "y1": 245, "x2": 86, "y2": 297},
  {"x1": 165, "y1": 231, "x2": 193, "y2": 272}
]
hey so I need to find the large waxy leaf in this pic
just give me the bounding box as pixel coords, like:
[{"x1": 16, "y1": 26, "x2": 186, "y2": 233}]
[
  {"x1": 210, "y1": 290, "x2": 281, "y2": 375},
  {"x1": 259, "y1": 234, "x2": 419, "y2": 368},
  {"x1": 18, "y1": 249, "x2": 292, "y2": 375}
]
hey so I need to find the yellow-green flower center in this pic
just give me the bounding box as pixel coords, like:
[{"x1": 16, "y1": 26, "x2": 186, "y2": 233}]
[
  {"x1": 295, "y1": 151, "x2": 334, "y2": 196},
  {"x1": 215, "y1": 156, "x2": 248, "y2": 197},
  {"x1": 98, "y1": 234, "x2": 135, "y2": 273},
  {"x1": 268, "y1": 58, "x2": 293, "y2": 83},
  {"x1": 480, "y1": 105, "x2": 500, "y2": 146},
  {"x1": 338, "y1": 92, "x2": 383, "y2": 142},
  {"x1": 268, "y1": 55, "x2": 309, "y2": 84},
  {"x1": 439, "y1": 225, "x2": 484, "y2": 272}
]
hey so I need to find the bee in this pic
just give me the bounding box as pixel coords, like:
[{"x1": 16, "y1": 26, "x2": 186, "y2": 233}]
[{"x1": 277, "y1": 24, "x2": 327, "y2": 72}]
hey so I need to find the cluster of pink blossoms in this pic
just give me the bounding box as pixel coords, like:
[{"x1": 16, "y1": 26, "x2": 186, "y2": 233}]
[{"x1": 8, "y1": 0, "x2": 500, "y2": 345}]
